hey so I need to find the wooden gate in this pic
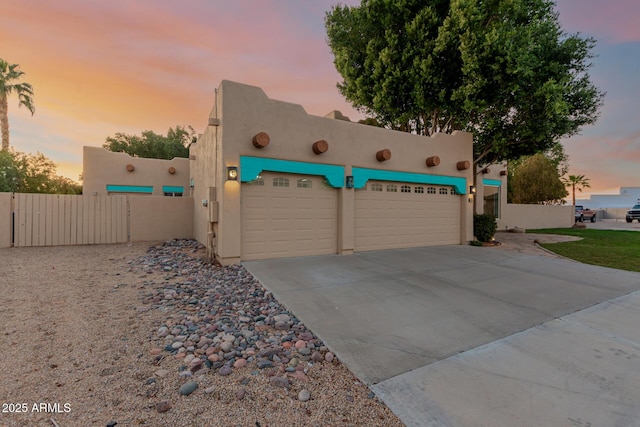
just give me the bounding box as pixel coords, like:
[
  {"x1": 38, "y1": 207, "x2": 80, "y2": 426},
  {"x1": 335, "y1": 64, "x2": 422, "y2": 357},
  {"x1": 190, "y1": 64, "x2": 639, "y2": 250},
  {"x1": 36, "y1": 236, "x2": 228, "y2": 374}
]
[{"x1": 12, "y1": 194, "x2": 128, "y2": 247}]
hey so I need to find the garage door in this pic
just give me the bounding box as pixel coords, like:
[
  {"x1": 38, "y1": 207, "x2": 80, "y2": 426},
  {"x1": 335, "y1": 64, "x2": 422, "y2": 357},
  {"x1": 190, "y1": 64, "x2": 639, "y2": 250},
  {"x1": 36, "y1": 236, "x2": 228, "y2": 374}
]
[
  {"x1": 355, "y1": 181, "x2": 461, "y2": 251},
  {"x1": 241, "y1": 172, "x2": 338, "y2": 260}
]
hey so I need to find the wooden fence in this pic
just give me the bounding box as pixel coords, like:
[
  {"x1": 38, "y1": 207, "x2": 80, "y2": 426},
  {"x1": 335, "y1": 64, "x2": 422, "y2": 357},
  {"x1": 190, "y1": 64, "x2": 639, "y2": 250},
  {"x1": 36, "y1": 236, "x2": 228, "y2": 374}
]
[{"x1": 12, "y1": 193, "x2": 128, "y2": 247}]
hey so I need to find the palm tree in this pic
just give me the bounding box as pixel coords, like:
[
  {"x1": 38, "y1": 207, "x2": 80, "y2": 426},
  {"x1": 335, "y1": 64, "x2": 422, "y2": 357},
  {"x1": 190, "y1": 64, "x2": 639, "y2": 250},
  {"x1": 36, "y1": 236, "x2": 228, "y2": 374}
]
[
  {"x1": 0, "y1": 59, "x2": 35, "y2": 151},
  {"x1": 563, "y1": 174, "x2": 591, "y2": 206}
]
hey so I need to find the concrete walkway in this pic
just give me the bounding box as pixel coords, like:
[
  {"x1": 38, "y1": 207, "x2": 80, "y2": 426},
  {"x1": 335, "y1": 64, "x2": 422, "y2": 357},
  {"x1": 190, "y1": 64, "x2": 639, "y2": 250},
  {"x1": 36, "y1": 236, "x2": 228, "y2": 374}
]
[{"x1": 244, "y1": 237, "x2": 640, "y2": 426}]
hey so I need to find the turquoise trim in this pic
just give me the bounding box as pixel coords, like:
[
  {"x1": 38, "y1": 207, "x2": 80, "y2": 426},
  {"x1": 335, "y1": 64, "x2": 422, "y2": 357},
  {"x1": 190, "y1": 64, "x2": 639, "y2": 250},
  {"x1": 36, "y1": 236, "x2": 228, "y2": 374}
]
[
  {"x1": 352, "y1": 167, "x2": 467, "y2": 194},
  {"x1": 162, "y1": 185, "x2": 184, "y2": 193},
  {"x1": 106, "y1": 185, "x2": 153, "y2": 193},
  {"x1": 240, "y1": 156, "x2": 345, "y2": 188},
  {"x1": 483, "y1": 179, "x2": 502, "y2": 187}
]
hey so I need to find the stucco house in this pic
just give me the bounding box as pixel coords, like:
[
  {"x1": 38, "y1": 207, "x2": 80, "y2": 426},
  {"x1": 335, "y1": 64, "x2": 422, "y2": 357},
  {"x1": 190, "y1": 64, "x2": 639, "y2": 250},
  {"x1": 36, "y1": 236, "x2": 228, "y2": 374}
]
[
  {"x1": 80, "y1": 80, "x2": 571, "y2": 265},
  {"x1": 83, "y1": 147, "x2": 190, "y2": 197}
]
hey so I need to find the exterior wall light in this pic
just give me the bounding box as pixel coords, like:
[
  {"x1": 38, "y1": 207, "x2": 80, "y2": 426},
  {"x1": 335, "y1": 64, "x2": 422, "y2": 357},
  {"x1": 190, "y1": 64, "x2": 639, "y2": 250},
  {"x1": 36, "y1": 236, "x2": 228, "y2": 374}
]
[
  {"x1": 227, "y1": 166, "x2": 238, "y2": 181},
  {"x1": 346, "y1": 176, "x2": 354, "y2": 188},
  {"x1": 470, "y1": 185, "x2": 477, "y2": 194}
]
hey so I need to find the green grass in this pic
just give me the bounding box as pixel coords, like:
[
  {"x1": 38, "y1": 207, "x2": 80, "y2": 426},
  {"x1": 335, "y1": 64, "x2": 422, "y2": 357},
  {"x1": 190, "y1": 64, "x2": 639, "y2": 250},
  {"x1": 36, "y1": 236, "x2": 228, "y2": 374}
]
[{"x1": 529, "y1": 228, "x2": 640, "y2": 272}]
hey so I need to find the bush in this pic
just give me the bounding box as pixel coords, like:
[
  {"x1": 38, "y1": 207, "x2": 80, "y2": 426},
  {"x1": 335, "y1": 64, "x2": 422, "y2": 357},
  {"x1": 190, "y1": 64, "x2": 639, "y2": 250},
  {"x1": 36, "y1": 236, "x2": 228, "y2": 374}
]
[{"x1": 474, "y1": 214, "x2": 497, "y2": 242}]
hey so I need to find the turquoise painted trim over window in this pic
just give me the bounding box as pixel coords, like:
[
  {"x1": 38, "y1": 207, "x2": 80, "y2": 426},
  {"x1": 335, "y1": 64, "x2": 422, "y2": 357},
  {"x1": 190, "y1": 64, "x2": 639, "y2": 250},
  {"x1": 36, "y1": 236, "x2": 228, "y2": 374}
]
[
  {"x1": 162, "y1": 186, "x2": 184, "y2": 193},
  {"x1": 106, "y1": 185, "x2": 153, "y2": 193},
  {"x1": 240, "y1": 156, "x2": 345, "y2": 188},
  {"x1": 352, "y1": 167, "x2": 467, "y2": 194},
  {"x1": 483, "y1": 179, "x2": 502, "y2": 187}
]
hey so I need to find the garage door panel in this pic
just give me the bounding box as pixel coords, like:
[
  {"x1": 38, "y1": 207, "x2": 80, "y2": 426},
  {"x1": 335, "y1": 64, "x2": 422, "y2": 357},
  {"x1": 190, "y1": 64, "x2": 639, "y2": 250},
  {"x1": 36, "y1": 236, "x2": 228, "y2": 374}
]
[
  {"x1": 355, "y1": 181, "x2": 460, "y2": 251},
  {"x1": 241, "y1": 173, "x2": 338, "y2": 260}
]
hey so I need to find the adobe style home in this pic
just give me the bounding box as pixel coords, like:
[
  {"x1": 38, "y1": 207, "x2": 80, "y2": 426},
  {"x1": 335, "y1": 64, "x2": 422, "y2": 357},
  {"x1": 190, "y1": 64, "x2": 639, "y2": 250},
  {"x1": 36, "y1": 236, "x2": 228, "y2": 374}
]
[
  {"x1": 76, "y1": 80, "x2": 570, "y2": 265},
  {"x1": 191, "y1": 81, "x2": 481, "y2": 265}
]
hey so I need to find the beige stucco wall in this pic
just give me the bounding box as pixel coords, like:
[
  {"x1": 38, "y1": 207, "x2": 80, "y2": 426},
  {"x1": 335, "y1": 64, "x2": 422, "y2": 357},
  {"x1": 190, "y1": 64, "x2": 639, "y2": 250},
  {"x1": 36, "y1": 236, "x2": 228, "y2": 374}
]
[
  {"x1": 0, "y1": 192, "x2": 12, "y2": 248},
  {"x1": 129, "y1": 196, "x2": 194, "y2": 242},
  {"x1": 192, "y1": 80, "x2": 475, "y2": 264},
  {"x1": 83, "y1": 147, "x2": 190, "y2": 196},
  {"x1": 497, "y1": 204, "x2": 573, "y2": 230},
  {"x1": 601, "y1": 208, "x2": 628, "y2": 219}
]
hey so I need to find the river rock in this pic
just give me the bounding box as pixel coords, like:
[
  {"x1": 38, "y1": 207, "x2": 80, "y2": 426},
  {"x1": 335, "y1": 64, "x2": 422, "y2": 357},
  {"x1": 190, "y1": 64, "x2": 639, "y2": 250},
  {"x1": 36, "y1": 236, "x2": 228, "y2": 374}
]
[{"x1": 179, "y1": 381, "x2": 198, "y2": 396}]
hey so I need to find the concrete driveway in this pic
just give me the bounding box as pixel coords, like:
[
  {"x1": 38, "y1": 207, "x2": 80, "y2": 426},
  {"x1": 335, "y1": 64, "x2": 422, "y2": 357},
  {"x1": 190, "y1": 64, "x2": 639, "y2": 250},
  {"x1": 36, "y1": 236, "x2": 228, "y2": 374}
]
[{"x1": 244, "y1": 243, "x2": 640, "y2": 426}]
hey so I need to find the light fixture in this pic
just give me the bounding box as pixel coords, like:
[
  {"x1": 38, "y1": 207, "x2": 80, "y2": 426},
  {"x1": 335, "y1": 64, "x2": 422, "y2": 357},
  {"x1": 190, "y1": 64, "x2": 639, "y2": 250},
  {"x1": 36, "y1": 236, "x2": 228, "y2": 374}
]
[
  {"x1": 345, "y1": 176, "x2": 354, "y2": 188},
  {"x1": 227, "y1": 166, "x2": 238, "y2": 181},
  {"x1": 469, "y1": 185, "x2": 477, "y2": 194}
]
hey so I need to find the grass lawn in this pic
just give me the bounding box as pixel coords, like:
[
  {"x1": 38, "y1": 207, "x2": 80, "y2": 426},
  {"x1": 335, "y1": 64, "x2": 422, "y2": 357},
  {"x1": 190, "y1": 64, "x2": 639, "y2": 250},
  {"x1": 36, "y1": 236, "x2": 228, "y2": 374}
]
[{"x1": 530, "y1": 228, "x2": 640, "y2": 272}]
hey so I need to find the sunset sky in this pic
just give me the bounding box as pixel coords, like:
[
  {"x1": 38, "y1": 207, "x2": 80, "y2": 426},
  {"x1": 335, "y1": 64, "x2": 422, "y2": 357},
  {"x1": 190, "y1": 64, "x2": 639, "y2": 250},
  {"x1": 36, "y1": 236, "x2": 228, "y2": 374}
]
[{"x1": 1, "y1": 0, "x2": 638, "y2": 198}]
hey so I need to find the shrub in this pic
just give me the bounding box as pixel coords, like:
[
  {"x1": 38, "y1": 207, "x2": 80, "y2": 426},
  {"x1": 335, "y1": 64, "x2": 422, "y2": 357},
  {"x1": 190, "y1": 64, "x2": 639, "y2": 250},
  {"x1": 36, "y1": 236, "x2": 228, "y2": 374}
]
[{"x1": 474, "y1": 214, "x2": 497, "y2": 242}]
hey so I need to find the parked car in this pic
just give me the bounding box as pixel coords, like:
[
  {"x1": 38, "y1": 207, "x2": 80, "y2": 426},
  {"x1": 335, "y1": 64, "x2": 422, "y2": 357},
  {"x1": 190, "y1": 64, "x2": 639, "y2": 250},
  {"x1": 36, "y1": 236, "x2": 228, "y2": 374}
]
[
  {"x1": 575, "y1": 205, "x2": 597, "y2": 222},
  {"x1": 626, "y1": 204, "x2": 640, "y2": 223}
]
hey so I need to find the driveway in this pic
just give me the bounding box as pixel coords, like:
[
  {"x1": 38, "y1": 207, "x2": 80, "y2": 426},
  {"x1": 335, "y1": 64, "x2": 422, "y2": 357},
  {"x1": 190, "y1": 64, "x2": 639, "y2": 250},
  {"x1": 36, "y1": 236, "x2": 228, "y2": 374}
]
[
  {"x1": 587, "y1": 218, "x2": 640, "y2": 231},
  {"x1": 244, "y1": 241, "x2": 640, "y2": 426}
]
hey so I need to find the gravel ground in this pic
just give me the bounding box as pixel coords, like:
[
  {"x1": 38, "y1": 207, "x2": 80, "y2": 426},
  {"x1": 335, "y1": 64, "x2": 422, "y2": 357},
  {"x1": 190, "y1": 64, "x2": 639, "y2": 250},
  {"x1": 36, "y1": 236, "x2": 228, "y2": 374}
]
[{"x1": 0, "y1": 241, "x2": 403, "y2": 427}]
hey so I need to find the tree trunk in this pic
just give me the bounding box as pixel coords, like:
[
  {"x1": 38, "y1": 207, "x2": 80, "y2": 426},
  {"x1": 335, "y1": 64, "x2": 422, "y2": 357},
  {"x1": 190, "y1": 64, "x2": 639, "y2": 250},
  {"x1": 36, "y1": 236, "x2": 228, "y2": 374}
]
[{"x1": 0, "y1": 94, "x2": 9, "y2": 151}]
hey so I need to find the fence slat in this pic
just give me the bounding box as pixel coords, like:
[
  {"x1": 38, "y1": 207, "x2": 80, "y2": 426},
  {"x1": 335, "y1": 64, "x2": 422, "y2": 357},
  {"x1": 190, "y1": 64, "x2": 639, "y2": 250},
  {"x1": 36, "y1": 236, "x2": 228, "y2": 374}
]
[
  {"x1": 36, "y1": 195, "x2": 46, "y2": 246},
  {"x1": 15, "y1": 194, "x2": 25, "y2": 247}
]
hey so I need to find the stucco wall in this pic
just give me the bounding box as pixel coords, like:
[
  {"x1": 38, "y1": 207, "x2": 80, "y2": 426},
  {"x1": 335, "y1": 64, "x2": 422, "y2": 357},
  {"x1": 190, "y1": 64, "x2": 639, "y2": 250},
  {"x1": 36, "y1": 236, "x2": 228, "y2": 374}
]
[
  {"x1": 83, "y1": 147, "x2": 190, "y2": 196},
  {"x1": 129, "y1": 196, "x2": 194, "y2": 242},
  {"x1": 0, "y1": 192, "x2": 12, "y2": 248},
  {"x1": 601, "y1": 208, "x2": 630, "y2": 219},
  {"x1": 497, "y1": 204, "x2": 573, "y2": 230},
  {"x1": 192, "y1": 80, "x2": 475, "y2": 264},
  {"x1": 189, "y1": 114, "x2": 219, "y2": 253}
]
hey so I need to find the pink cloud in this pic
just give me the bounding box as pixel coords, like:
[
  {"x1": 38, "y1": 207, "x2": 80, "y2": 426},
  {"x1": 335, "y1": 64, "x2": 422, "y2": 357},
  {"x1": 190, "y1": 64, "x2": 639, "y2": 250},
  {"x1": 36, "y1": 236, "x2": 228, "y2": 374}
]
[
  {"x1": 564, "y1": 130, "x2": 640, "y2": 194},
  {"x1": 556, "y1": 0, "x2": 640, "y2": 43}
]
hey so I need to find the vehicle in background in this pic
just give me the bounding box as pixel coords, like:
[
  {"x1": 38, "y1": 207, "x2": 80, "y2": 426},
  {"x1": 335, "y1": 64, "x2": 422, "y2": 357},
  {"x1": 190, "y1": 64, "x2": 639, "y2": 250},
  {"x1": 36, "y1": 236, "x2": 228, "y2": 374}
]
[
  {"x1": 575, "y1": 205, "x2": 597, "y2": 222},
  {"x1": 625, "y1": 204, "x2": 640, "y2": 223}
]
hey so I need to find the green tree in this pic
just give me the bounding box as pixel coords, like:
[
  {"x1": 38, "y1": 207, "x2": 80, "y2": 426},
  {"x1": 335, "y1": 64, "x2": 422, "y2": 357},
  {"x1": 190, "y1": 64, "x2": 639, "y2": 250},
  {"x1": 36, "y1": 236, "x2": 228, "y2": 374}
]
[
  {"x1": 562, "y1": 174, "x2": 590, "y2": 206},
  {"x1": 325, "y1": 0, "x2": 604, "y2": 166},
  {"x1": 103, "y1": 125, "x2": 194, "y2": 159},
  {"x1": 0, "y1": 59, "x2": 35, "y2": 151},
  {"x1": 0, "y1": 150, "x2": 21, "y2": 191},
  {"x1": 508, "y1": 153, "x2": 568, "y2": 204},
  {"x1": 0, "y1": 149, "x2": 81, "y2": 194}
]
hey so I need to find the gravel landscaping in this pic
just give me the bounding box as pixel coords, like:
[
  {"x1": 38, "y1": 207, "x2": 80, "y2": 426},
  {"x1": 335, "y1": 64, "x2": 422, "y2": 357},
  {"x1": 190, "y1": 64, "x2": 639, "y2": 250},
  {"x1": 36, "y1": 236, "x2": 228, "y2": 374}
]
[{"x1": 0, "y1": 240, "x2": 402, "y2": 427}]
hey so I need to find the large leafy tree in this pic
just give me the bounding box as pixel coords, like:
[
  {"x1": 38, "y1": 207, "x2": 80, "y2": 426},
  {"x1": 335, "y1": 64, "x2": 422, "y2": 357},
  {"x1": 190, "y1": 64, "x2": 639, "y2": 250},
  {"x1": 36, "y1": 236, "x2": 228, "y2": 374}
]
[
  {"x1": 103, "y1": 125, "x2": 194, "y2": 160},
  {"x1": 325, "y1": 0, "x2": 604, "y2": 167},
  {"x1": 508, "y1": 153, "x2": 567, "y2": 204},
  {"x1": 0, "y1": 59, "x2": 35, "y2": 151}
]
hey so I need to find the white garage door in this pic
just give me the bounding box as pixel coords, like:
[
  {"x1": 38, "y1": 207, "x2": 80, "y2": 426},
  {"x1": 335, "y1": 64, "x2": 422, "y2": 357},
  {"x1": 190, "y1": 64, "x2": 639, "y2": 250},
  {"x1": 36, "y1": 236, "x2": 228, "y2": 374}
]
[
  {"x1": 355, "y1": 181, "x2": 461, "y2": 251},
  {"x1": 241, "y1": 172, "x2": 338, "y2": 260}
]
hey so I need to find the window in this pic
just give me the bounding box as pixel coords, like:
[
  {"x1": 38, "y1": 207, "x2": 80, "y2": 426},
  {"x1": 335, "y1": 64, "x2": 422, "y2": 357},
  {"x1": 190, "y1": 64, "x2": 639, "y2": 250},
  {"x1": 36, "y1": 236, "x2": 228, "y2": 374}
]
[
  {"x1": 484, "y1": 186, "x2": 501, "y2": 218},
  {"x1": 273, "y1": 177, "x2": 289, "y2": 187},
  {"x1": 371, "y1": 183, "x2": 383, "y2": 192},
  {"x1": 439, "y1": 188, "x2": 448, "y2": 195},
  {"x1": 246, "y1": 175, "x2": 264, "y2": 186},
  {"x1": 161, "y1": 185, "x2": 184, "y2": 197},
  {"x1": 401, "y1": 185, "x2": 411, "y2": 193},
  {"x1": 106, "y1": 185, "x2": 153, "y2": 194},
  {"x1": 297, "y1": 178, "x2": 312, "y2": 189},
  {"x1": 427, "y1": 187, "x2": 436, "y2": 194},
  {"x1": 414, "y1": 186, "x2": 424, "y2": 194},
  {"x1": 386, "y1": 184, "x2": 397, "y2": 192},
  {"x1": 451, "y1": 188, "x2": 457, "y2": 196}
]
